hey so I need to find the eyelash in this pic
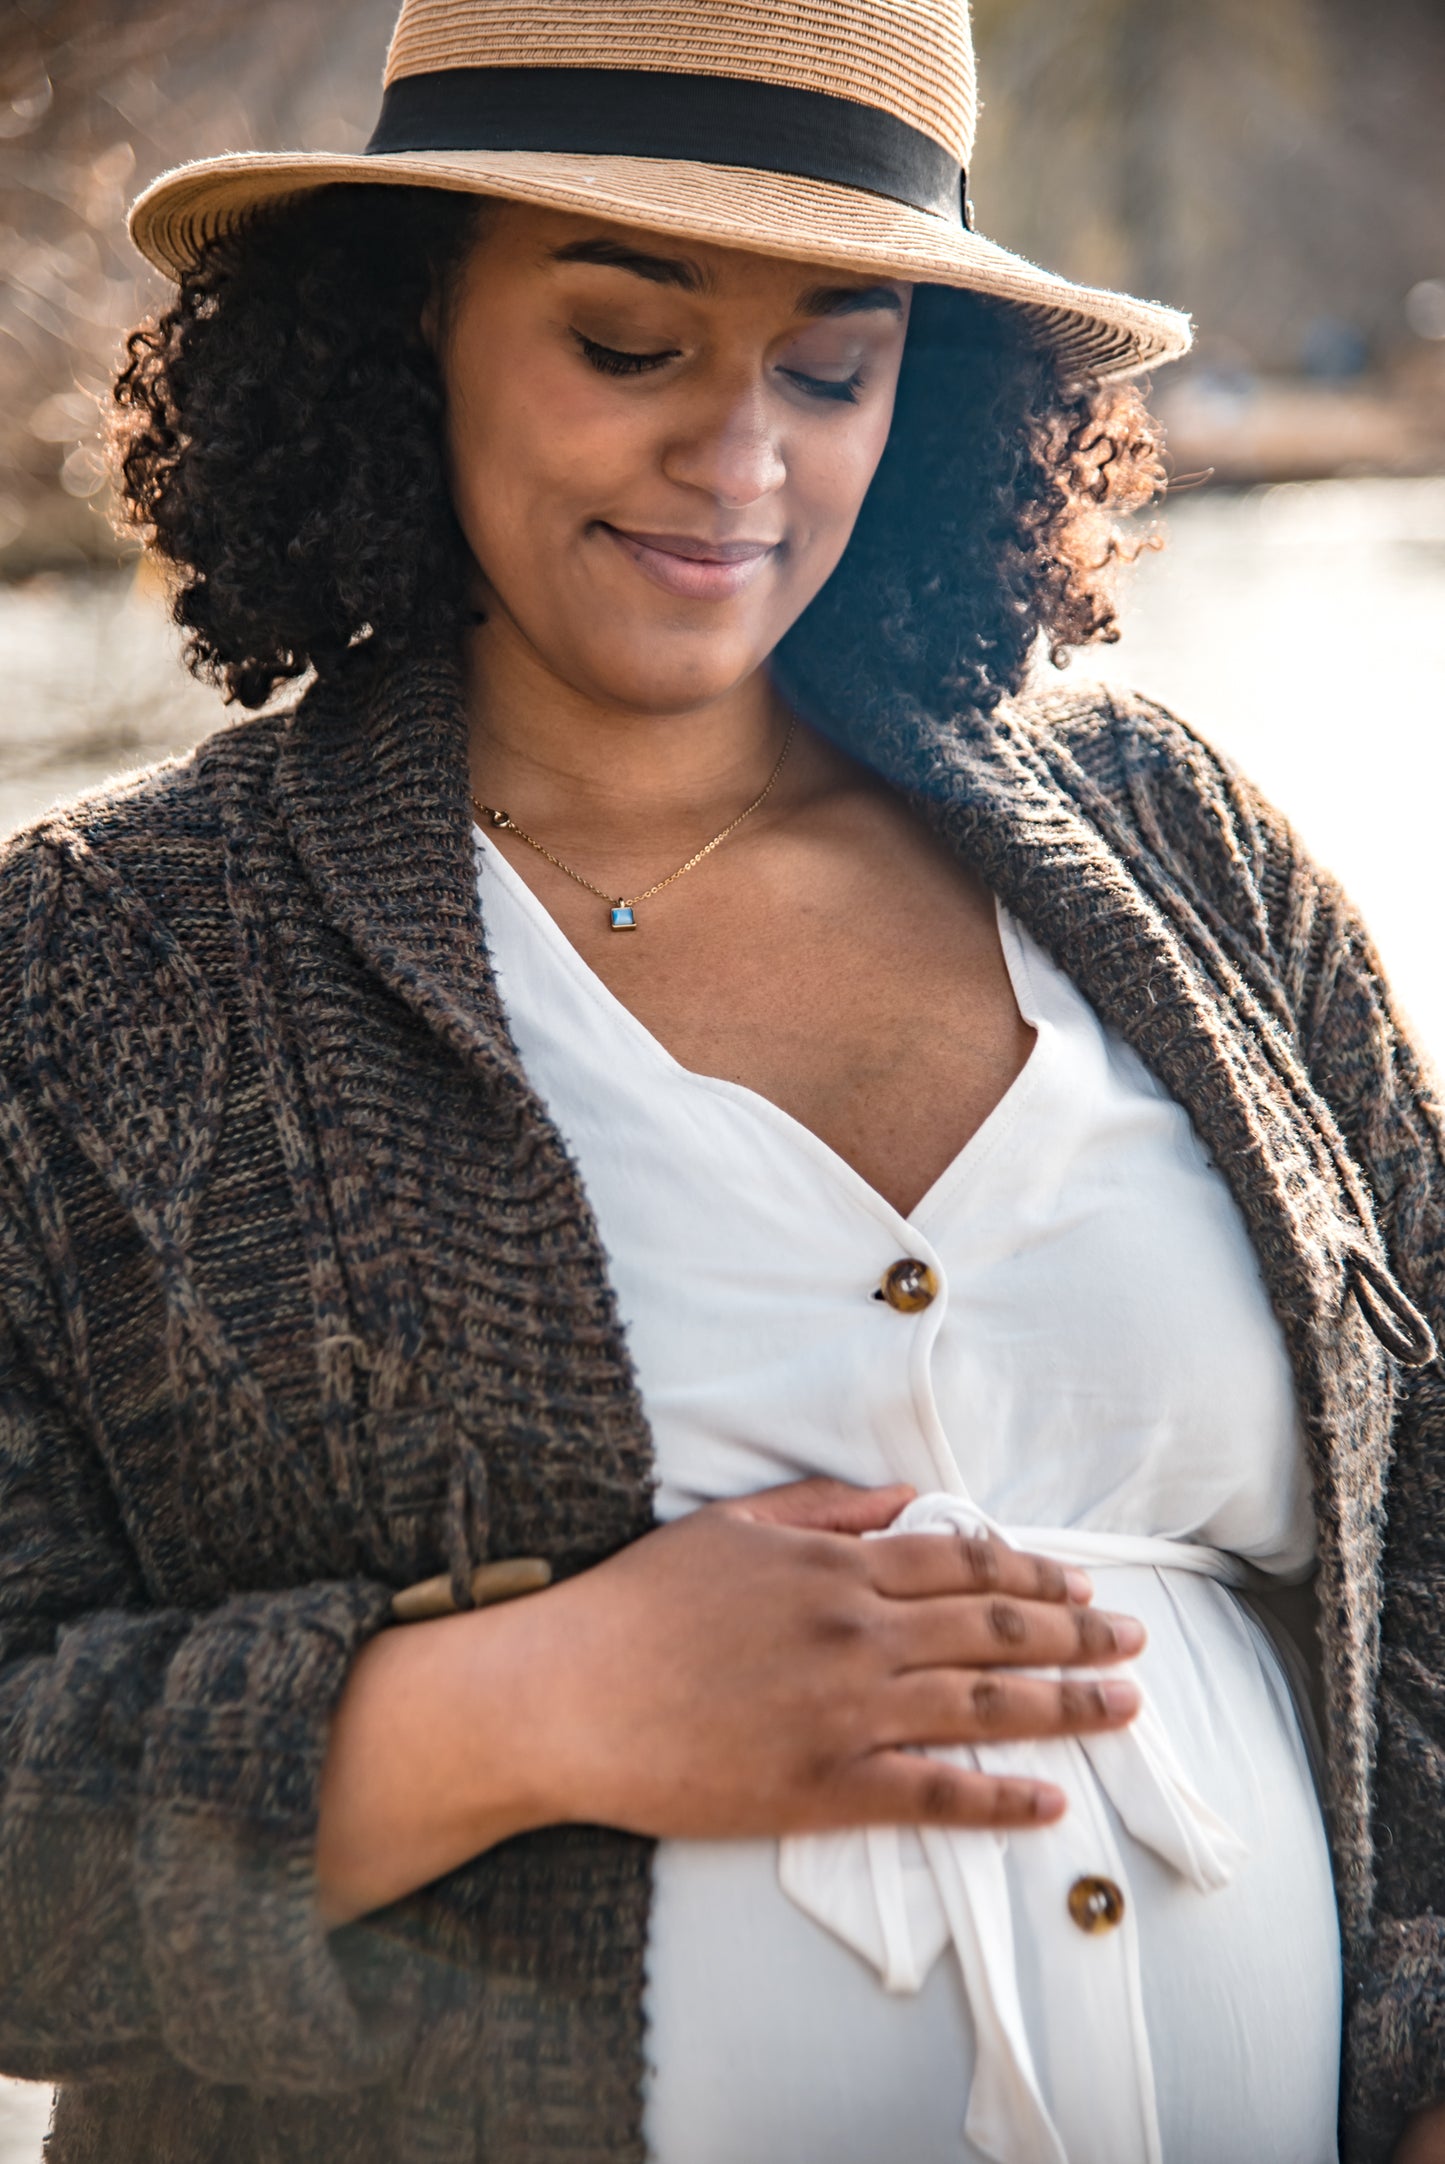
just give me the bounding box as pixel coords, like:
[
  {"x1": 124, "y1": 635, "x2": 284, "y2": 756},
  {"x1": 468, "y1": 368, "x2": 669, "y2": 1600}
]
[{"x1": 572, "y1": 331, "x2": 865, "y2": 404}]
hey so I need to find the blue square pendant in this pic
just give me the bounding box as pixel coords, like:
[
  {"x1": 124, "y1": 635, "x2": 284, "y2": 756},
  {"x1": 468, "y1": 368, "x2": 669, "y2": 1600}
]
[{"x1": 609, "y1": 903, "x2": 637, "y2": 931}]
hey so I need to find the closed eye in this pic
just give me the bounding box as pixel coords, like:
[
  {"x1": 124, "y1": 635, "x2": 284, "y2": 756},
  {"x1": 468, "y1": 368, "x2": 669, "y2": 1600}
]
[
  {"x1": 573, "y1": 331, "x2": 678, "y2": 376},
  {"x1": 575, "y1": 330, "x2": 866, "y2": 405},
  {"x1": 782, "y1": 367, "x2": 865, "y2": 404}
]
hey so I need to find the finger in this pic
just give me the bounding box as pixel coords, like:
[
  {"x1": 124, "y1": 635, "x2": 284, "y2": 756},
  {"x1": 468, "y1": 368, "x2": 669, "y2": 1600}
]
[
  {"x1": 880, "y1": 1668, "x2": 1141, "y2": 1748},
  {"x1": 842, "y1": 1753, "x2": 1067, "y2": 1830},
  {"x1": 727, "y1": 1478, "x2": 917, "y2": 1535},
  {"x1": 867, "y1": 1528, "x2": 1093, "y2": 1606},
  {"x1": 888, "y1": 1595, "x2": 1146, "y2": 1672}
]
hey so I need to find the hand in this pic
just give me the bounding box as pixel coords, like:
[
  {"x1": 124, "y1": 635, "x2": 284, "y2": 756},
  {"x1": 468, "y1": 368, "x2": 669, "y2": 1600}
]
[
  {"x1": 1394, "y1": 2102, "x2": 1445, "y2": 2162},
  {"x1": 524, "y1": 1476, "x2": 1145, "y2": 1842}
]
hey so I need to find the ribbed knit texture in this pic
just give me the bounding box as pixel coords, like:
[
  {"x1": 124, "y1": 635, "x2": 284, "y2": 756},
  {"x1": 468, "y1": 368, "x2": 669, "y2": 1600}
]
[{"x1": 0, "y1": 647, "x2": 1440, "y2": 2163}]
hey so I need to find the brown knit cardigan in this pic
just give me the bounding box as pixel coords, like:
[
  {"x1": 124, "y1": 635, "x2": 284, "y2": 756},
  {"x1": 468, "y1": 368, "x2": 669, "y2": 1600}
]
[{"x1": 0, "y1": 647, "x2": 1442, "y2": 2164}]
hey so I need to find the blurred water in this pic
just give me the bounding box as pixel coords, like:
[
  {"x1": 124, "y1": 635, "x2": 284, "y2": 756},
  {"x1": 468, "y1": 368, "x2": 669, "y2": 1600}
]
[
  {"x1": 1082, "y1": 476, "x2": 1445, "y2": 1068},
  {"x1": 0, "y1": 563, "x2": 224, "y2": 841},
  {"x1": 0, "y1": 475, "x2": 1442, "y2": 2156}
]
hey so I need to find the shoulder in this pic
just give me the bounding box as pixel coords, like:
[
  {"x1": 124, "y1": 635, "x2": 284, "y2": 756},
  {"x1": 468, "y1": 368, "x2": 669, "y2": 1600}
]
[
  {"x1": 0, "y1": 700, "x2": 286, "y2": 863},
  {"x1": 0, "y1": 705, "x2": 288, "y2": 895},
  {"x1": 1000, "y1": 678, "x2": 1440, "y2": 1144},
  {"x1": 0, "y1": 707, "x2": 290, "y2": 1042},
  {"x1": 998, "y1": 674, "x2": 1317, "y2": 972},
  {"x1": 1004, "y1": 673, "x2": 1266, "y2": 824}
]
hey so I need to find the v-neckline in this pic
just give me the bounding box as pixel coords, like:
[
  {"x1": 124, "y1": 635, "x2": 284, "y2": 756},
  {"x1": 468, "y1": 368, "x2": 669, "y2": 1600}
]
[{"x1": 473, "y1": 824, "x2": 1054, "y2": 1235}]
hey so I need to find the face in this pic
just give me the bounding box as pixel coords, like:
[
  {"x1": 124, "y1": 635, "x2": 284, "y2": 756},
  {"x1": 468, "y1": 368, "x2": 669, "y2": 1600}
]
[{"x1": 433, "y1": 202, "x2": 910, "y2": 717}]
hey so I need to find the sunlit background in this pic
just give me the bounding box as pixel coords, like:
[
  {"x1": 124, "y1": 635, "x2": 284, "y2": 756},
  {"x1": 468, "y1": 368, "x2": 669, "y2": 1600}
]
[{"x1": 1, "y1": 0, "x2": 1443, "y2": 2152}]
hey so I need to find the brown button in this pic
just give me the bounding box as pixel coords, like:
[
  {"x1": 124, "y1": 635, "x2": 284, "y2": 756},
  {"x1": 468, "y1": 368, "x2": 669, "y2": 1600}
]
[
  {"x1": 1068, "y1": 1875, "x2": 1125, "y2": 1934},
  {"x1": 878, "y1": 1258, "x2": 939, "y2": 1313}
]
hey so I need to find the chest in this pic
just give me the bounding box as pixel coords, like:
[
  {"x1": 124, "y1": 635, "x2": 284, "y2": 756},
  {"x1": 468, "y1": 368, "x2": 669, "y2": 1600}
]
[
  {"x1": 484, "y1": 793, "x2": 1035, "y2": 1218},
  {"x1": 486, "y1": 860, "x2": 1315, "y2": 1568}
]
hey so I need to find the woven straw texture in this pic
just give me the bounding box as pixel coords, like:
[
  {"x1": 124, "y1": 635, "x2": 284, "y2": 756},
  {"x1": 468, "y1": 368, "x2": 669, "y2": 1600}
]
[
  {"x1": 126, "y1": 0, "x2": 1194, "y2": 380},
  {"x1": 130, "y1": 146, "x2": 1191, "y2": 379},
  {"x1": 383, "y1": 0, "x2": 977, "y2": 162}
]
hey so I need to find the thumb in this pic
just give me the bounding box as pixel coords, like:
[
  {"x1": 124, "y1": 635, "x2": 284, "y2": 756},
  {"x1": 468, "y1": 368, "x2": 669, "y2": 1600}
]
[{"x1": 727, "y1": 1477, "x2": 916, "y2": 1535}]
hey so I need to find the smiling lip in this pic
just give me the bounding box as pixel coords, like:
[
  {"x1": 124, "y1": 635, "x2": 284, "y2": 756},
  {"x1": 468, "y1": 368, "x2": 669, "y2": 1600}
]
[{"x1": 600, "y1": 524, "x2": 779, "y2": 600}]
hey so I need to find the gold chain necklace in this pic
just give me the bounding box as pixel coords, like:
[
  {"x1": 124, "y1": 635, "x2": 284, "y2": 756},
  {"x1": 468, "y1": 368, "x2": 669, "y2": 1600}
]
[{"x1": 472, "y1": 717, "x2": 796, "y2": 932}]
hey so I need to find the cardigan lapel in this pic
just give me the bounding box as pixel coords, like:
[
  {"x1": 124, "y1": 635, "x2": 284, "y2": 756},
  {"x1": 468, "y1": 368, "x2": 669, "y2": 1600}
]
[
  {"x1": 271, "y1": 647, "x2": 657, "y2": 1590},
  {"x1": 273, "y1": 646, "x2": 532, "y2": 1098},
  {"x1": 863, "y1": 698, "x2": 1358, "y2": 1324},
  {"x1": 272, "y1": 646, "x2": 661, "y2": 2163}
]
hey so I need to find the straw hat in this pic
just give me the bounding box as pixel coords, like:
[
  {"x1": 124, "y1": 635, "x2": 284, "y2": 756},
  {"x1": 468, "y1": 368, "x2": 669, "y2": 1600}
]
[{"x1": 128, "y1": 0, "x2": 1192, "y2": 382}]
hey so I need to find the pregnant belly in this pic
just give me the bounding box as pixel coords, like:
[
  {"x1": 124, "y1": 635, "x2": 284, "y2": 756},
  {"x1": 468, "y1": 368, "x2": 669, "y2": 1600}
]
[{"x1": 641, "y1": 1568, "x2": 1341, "y2": 2164}]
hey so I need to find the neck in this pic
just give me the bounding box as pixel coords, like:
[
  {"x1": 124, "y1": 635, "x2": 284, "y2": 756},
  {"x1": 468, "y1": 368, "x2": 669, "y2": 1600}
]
[{"x1": 462, "y1": 614, "x2": 798, "y2": 851}]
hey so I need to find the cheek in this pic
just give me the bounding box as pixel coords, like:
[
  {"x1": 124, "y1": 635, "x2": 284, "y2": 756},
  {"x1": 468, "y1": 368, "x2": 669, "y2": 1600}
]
[
  {"x1": 786, "y1": 403, "x2": 897, "y2": 578},
  {"x1": 837, "y1": 387, "x2": 902, "y2": 510},
  {"x1": 442, "y1": 336, "x2": 636, "y2": 568}
]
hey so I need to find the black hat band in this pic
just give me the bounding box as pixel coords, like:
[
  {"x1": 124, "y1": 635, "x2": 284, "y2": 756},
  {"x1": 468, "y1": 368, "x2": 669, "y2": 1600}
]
[{"x1": 365, "y1": 66, "x2": 970, "y2": 227}]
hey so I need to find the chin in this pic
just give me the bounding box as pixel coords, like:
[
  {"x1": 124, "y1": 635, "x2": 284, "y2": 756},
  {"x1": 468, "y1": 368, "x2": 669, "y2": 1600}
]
[
  {"x1": 595, "y1": 674, "x2": 756, "y2": 716},
  {"x1": 574, "y1": 635, "x2": 774, "y2": 716}
]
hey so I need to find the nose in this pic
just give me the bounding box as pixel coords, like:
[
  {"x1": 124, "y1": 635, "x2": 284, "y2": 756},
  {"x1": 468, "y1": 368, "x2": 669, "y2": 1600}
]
[{"x1": 661, "y1": 376, "x2": 787, "y2": 509}]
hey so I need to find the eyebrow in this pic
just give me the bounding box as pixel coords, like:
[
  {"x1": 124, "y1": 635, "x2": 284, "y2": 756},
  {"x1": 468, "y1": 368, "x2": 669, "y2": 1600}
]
[
  {"x1": 797, "y1": 282, "x2": 904, "y2": 318},
  {"x1": 548, "y1": 238, "x2": 903, "y2": 316},
  {"x1": 549, "y1": 237, "x2": 711, "y2": 291}
]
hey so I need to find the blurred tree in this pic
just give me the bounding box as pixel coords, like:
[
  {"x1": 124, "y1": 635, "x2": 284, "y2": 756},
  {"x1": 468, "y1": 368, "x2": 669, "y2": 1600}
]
[
  {"x1": 970, "y1": 0, "x2": 1445, "y2": 371},
  {"x1": 0, "y1": 0, "x2": 393, "y2": 568}
]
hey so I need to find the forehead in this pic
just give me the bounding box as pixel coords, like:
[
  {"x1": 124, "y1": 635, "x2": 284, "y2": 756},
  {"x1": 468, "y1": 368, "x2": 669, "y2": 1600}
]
[{"x1": 476, "y1": 202, "x2": 910, "y2": 316}]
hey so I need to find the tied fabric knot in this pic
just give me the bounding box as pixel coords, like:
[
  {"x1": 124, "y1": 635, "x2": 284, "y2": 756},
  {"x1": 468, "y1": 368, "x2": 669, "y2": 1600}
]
[{"x1": 778, "y1": 1493, "x2": 1251, "y2": 2164}]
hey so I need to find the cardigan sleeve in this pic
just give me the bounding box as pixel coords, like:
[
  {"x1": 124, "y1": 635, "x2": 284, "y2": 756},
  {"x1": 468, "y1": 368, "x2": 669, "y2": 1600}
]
[
  {"x1": 1074, "y1": 691, "x2": 1445, "y2": 2159},
  {"x1": 1294, "y1": 897, "x2": 1445, "y2": 2159},
  {"x1": 0, "y1": 1297, "x2": 416, "y2": 2094},
  {"x1": 1219, "y1": 779, "x2": 1445, "y2": 2161}
]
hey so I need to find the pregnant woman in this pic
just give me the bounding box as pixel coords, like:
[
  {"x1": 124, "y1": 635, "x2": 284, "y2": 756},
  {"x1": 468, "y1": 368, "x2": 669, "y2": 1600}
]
[{"x1": 1, "y1": 2, "x2": 1442, "y2": 2160}]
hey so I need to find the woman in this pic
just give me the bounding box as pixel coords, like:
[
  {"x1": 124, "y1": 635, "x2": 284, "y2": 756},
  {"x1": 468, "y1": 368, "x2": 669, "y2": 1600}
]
[{"x1": 0, "y1": 1, "x2": 1441, "y2": 2159}]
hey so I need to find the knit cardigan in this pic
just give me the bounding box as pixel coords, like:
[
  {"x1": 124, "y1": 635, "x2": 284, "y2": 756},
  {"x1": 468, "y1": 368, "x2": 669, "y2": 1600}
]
[{"x1": 0, "y1": 646, "x2": 1442, "y2": 2164}]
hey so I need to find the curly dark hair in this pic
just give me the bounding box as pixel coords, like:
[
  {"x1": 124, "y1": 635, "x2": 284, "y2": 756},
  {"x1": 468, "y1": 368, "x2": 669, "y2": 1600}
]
[{"x1": 110, "y1": 184, "x2": 1165, "y2": 720}]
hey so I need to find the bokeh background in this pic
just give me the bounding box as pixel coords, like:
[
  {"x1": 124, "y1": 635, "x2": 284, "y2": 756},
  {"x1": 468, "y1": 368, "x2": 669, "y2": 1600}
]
[{"x1": 1, "y1": 1, "x2": 1443, "y2": 2150}]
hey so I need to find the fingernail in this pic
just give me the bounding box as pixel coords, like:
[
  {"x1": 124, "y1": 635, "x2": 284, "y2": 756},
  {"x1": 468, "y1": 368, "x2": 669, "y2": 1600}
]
[
  {"x1": 1065, "y1": 1569, "x2": 1093, "y2": 1603},
  {"x1": 1102, "y1": 1679, "x2": 1141, "y2": 1716},
  {"x1": 1032, "y1": 1784, "x2": 1068, "y2": 1821},
  {"x1": 1109, "y1": 1617, "x2": 1146, "y2": 1654}
]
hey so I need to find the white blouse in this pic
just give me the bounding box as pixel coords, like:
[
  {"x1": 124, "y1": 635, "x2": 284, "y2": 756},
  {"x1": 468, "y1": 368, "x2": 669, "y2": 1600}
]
[{"x1": 473, "y1": 829, "x2": 1343, "y2": 2164}]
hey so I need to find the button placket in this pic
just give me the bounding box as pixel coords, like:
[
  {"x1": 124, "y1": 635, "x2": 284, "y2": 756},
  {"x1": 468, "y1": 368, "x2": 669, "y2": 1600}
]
[
  {"x1": 866, "y1": 1231, "x2": 965, "y2": 1498},
  {"x1": 1012, "y1": 1763, "x2": 1162, "y2": 2164}
]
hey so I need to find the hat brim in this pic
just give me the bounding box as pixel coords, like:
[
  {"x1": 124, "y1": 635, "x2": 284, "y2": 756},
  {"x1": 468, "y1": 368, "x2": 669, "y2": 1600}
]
[{"x1": 128, "y1": 147, "x2": 1191, "y2": 382}]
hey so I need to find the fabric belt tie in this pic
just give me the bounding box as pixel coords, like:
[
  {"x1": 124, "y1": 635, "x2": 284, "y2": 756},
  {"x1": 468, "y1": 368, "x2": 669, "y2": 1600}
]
[{"x1": 778, "y1": 1493, "x2": 1253, "y2": 2164}]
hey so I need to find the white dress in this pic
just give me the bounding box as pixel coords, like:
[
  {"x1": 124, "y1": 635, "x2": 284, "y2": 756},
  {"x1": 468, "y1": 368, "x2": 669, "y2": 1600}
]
[{"x1": 473, "y1": 829, "x2": 1343, "y2": 2164}]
